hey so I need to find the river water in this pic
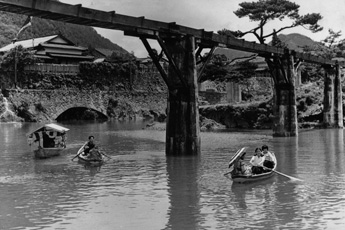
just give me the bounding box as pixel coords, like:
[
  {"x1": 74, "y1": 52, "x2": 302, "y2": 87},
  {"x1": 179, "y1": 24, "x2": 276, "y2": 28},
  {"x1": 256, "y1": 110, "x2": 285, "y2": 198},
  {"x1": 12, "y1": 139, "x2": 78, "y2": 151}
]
[{"x1": 1, "y1": 121, "x2": 345, "y2": 230}]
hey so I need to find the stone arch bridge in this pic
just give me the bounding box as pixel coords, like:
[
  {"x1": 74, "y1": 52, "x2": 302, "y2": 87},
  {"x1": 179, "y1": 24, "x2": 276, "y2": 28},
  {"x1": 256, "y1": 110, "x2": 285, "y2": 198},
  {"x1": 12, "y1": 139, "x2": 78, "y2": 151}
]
[{"x1": 7, "y1": 89, "x2": 166, "y2": 121}]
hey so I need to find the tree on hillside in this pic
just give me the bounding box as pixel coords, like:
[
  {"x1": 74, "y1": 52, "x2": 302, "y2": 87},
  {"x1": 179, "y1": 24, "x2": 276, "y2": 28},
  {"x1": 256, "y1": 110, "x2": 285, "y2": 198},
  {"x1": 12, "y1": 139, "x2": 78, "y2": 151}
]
[
  {"x1": 320, "y1": 29, "x2": 345, "y2": 58},
  {"x1": 199, "y1": 54, "x2": 230, "y2": 83},
  {"x1": 300, "y1": 29, "x2": 344, "y2": 83},
  {"x1": 230, "y1": 0, "x2": 323, "y2": 44},
  {"x1": 227, "y1": 60, "x2": 259, "y2": 97},
  {"x1": 0, "y1": 45, "x2": 37, "y2": 87}
]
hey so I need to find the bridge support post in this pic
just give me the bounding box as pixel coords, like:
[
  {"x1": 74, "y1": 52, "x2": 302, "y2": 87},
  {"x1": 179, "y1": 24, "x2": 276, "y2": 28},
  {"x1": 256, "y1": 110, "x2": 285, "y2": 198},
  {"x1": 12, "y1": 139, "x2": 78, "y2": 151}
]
[
  {"x1": 163, "y1": 35, "x2": 200, "y2": 155},
  {"x1": 270, "y1": 53, "x2": 298, "y2": 137},
  {"x1": 165, "y1": 35, "x2": 200, "y2": 155},
  {"x1": 323, "y1": 65, "x2": 343, "y2": 128},
  {"x1": 139, "y1": 33, "x2": 200, "y2": 155}
]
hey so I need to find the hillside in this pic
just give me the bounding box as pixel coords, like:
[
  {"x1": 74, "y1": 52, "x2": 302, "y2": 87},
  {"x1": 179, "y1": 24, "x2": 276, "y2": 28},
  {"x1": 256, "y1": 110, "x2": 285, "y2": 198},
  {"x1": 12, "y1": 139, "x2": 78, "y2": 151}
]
[
  {"x1": 276, "y1": 33, "x2": 321, "y2": 51},
  {"x1": 0, "y1": 12, "x2": 129, "y2": 54}
]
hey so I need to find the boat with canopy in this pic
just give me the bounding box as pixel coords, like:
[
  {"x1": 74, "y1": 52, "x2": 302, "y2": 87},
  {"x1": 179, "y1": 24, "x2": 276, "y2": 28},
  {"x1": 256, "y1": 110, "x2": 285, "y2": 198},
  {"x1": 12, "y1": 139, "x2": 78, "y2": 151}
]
[{"x1": 27, "y1": 123, "x2": 69, "y2": 158}]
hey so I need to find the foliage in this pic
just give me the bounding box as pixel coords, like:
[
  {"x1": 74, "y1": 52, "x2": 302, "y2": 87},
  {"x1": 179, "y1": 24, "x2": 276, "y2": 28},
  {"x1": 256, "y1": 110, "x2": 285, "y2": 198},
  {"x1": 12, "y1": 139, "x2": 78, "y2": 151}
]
[
  {"x1": 1, "y1": 45, "x2": 37, "y2": 71},
  {"x1": 217, "y1": 29, "x2": 236, "y2": 37},
  {"x1": 299, "y1": 29, "x2": 345, "y2": 83},
  {"x1": 105, "y1": 51, "x2": 136, "y2": 63},
  {"x1": 228, "y1": 61, "x2": 258, "y2": 82},
  {"x1": 199, "y1": 54, "x2": 228, "y2": 82},
  {"x1": 319, "y1": 29, "x2": 345, "y2": 58},
  {"x1": 0, "y1": 45, "x2": 38, "y2": 85},
  {"x1": 79, "y1": 62, "x2": 137, "y2": 90},
  {"x1": 299, "y1": 63, "x2": 323, "y2": 83},
  {"x1": 230, "y1": 0, "x2": 323, "y2": 44},
  {"x1": 271, "y1": 30, "x2": 288, "y2": 49}
]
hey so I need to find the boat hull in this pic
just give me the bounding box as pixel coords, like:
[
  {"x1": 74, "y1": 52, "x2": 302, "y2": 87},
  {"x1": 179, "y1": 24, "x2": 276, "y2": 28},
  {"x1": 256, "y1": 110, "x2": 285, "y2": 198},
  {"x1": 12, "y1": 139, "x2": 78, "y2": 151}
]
[
  {"x1": 232, "y1": 171, "x2": 275, "y2": 183},
  {"x1": 34, "y1": 147, "x2": 65, "y2": 159},
  {"x1": 77, "y1": 154, "x2": 104, "y2": 166}
]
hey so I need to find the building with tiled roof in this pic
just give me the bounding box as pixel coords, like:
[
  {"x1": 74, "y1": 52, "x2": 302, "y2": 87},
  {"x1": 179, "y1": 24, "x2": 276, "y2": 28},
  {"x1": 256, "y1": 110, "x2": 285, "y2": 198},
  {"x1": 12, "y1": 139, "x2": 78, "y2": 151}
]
[{"x1": 0, "y1": 34, "x2": 94, "y2": 64}]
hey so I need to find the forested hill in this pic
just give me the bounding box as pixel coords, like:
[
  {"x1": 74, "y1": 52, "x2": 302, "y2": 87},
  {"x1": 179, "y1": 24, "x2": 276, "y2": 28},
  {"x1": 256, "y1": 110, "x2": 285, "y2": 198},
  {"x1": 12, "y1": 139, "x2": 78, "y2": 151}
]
[{"x1": 0, "y1": 11, "x2": 129, "y2": 55}]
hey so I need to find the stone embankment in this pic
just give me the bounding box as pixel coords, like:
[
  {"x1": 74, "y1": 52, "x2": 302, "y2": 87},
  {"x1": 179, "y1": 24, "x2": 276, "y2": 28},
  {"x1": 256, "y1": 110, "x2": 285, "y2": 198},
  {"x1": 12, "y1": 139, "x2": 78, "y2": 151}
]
[{"x1": 0, "y1": 61, "x2": 327, "y2": 131}]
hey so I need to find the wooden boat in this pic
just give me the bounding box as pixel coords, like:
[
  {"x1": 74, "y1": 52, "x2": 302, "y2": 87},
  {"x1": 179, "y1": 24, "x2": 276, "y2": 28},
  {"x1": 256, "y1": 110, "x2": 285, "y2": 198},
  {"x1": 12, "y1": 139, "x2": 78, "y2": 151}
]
[
  {"x1": 76, "y1": 144, "x2": 104, "y2": 166},
  {"x1": 27, "y1": 123, "x2": 69, "y2": 159},
  {"x1": 228, "y1": 147, "x2": 277, "y2": 183}
]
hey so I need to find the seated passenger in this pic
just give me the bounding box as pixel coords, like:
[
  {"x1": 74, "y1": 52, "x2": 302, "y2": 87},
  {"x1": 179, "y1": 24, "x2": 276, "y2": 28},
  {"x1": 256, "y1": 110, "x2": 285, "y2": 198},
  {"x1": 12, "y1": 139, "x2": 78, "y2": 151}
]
[
  {"x1": 262, "y1": 145, "x2": 275, "y2": 169},
  {"x1": 250, "y1": 148, "x2": 264, "y2": 174},
  {"x1": 233, "y1": 152, "x2": 247, "y2": 175}
]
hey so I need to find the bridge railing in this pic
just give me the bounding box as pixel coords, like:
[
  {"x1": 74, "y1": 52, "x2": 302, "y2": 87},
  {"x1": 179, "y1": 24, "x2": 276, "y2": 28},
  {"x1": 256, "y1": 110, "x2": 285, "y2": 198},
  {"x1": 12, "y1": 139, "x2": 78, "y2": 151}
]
[{"x1": 24, "y1": 63, "x2": 79, "y2": 75}]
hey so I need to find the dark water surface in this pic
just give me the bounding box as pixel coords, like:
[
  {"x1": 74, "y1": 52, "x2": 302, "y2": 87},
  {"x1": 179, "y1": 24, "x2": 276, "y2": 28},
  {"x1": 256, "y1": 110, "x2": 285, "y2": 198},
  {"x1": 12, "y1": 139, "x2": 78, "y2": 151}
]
[{"x1": 1, "y1": 121, "x2": 345, "y2": 230}]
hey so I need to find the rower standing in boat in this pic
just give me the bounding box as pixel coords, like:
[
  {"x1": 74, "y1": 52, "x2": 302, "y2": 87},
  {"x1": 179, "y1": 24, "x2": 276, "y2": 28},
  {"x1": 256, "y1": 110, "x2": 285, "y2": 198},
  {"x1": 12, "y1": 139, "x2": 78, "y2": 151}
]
[
  {"x1": 262, "y1": 145, "x2": 275, "y2": 170},
  {"x1": 250, "y1": 148, "x2": 265, "y2": 174}
]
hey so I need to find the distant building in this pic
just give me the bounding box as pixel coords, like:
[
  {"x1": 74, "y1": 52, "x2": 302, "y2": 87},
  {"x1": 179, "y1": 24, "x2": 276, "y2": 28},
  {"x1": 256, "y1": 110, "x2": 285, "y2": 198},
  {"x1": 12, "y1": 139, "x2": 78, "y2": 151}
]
[
  {"x1": 91, "y1": 48, "x2": 115, "y2": 62},
  {"x1": 0, "y1": 34, "x2": 94, "y2": 64},
  {"x1": 135, "y1": 57, "x2": 168, "y2": 73}
]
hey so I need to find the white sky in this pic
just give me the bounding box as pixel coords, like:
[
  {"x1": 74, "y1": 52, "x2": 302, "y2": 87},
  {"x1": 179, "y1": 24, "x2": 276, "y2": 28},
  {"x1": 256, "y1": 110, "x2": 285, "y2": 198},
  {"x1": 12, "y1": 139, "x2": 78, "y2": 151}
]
[{"x1": 60, "y1": 0, "x2": 345, "y2": 57}]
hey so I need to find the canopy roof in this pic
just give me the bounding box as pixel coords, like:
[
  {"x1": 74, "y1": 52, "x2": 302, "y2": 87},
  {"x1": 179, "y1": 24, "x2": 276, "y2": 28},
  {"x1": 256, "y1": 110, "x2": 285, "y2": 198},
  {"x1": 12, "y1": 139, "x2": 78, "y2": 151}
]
[
  {"x1": 228, "y1": 147, "x2": 247, "y2": 168},
  {"x1": 28, "y1": 123, "x2": 69, "y2": 135}
]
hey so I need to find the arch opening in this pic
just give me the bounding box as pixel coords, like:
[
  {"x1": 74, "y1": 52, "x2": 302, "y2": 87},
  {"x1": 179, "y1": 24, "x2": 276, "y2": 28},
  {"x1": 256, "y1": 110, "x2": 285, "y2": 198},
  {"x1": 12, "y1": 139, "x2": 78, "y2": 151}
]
[{"x1": 56, "y1": 107, "x2": 108, "y2": 122}]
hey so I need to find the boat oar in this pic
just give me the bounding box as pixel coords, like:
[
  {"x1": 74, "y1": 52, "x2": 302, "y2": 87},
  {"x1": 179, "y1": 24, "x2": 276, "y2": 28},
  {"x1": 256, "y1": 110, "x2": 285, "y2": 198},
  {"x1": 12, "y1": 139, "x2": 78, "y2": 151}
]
[
  {"x1": 262, "y1": 166, "x2": 303, "y2": 182},
  {"x1": 223, "y1": 171, "x2": 232, "y2": 176},
  {"x1": 72, "y1": 142, "x2": 87, "y2": 161},
  {"x1": 224, "y1": 165, "x2": 234, "y2": 176},
  {"x1": 272, "y1": 169, "x2": 303, "y2": 182},
  {"x1": 100, "y1": 151, "x2": 111, "y2": 159}
]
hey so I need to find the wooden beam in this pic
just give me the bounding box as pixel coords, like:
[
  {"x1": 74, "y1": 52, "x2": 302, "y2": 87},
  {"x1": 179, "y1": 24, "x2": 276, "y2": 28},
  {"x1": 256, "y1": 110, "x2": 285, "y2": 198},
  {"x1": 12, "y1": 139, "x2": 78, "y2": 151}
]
[
  {"x1": 140, "y1": 37, "x2": 171, "y2": 89},
  {"x1": 156, "y1": 35, "x2": 188, "y2": 87},
  {"x1": 197, "y1": 46, "x2": 216, "y2": 82}
]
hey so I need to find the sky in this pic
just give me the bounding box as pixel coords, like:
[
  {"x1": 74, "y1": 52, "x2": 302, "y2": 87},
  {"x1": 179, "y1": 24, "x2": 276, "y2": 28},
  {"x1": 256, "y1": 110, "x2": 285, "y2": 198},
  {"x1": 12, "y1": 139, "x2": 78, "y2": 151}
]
[{"x1": 60, "y1": 0, "x2": 345, "y2": 57}]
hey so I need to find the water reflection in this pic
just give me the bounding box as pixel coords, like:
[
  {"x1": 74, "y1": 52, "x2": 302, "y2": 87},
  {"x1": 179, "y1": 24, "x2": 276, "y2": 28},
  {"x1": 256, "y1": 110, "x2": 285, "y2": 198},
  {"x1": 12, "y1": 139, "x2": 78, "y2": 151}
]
[{"x1": 165, "y1": 156, "x2": 201, "y2": 230}]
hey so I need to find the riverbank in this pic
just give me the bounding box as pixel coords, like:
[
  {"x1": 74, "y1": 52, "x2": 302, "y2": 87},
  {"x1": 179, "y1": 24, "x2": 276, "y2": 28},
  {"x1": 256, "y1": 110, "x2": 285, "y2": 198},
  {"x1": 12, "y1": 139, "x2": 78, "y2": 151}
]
[{"x1": 0, "y1": 79, "x2": 332, "y2": 130}]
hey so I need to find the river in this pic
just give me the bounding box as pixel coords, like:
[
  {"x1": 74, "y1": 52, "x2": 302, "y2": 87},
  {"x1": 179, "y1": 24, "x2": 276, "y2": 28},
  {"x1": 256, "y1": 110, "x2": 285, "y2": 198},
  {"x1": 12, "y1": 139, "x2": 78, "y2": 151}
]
[{"x1": 1, "y1": 121, "x2": 345, "y2": 230}]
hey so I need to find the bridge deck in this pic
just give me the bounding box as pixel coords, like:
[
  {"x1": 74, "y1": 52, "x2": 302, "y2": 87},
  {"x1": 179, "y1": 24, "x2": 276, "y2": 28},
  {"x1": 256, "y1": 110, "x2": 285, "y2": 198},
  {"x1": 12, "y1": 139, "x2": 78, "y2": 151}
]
[{"x1": 0, "y1": 0, "x2": 340, "y2": 66}]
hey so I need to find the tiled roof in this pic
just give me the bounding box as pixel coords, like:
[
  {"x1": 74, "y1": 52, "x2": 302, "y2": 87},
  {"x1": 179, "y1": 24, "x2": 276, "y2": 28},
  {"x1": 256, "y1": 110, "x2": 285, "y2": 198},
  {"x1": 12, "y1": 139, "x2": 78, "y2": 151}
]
[
  {"x1": 41, "y1": 43, "x2": 86, "y2": 50},
  {"x1": 0, "y1": 35, "x2": 58, "y2": 52}
]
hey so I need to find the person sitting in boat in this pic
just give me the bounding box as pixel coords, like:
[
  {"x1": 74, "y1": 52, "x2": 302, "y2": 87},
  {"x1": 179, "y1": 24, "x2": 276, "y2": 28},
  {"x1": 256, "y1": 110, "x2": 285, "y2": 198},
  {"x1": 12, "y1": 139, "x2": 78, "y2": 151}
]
[
  {"x1": 233, "y1": 152, "x2": 251, "y2": 175},
  {"x1": 250, "y1": 148, "x2": 265, "y2": 174},
  {"x1": 262, "y1": 145, "x2": 275, "y2": 170}
]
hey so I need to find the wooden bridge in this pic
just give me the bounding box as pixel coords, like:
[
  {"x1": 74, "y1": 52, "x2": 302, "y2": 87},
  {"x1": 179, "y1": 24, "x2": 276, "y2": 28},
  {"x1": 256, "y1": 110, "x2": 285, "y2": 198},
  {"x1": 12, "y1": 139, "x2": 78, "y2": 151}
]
[{"x1": 0, "y1": 0, "x2": 343, "y2": 155}]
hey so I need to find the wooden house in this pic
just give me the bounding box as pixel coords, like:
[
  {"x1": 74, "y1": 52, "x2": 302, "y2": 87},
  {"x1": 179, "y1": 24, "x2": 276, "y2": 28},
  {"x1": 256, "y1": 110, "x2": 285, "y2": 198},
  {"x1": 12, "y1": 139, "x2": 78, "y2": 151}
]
[{"x1": 0, "y1": 34, "x2": 94, "y2": 64}]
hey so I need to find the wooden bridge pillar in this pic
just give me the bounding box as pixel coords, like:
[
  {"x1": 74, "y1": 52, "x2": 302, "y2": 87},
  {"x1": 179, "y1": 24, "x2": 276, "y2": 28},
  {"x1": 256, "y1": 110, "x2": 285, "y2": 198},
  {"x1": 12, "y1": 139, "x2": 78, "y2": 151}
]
[
  {"x1": 139, "y1": 33, "x2": 201, "y2": 155},
  {"x1": 270, "y1": 52, "x2": 298, "y2": 137},
  {"x1": 165, "y1": 35, "x2": 200, "y2": 155},
  {"x1": 323, "y1": 65, "x2": 343, "y2": 128},
  {"x1": 140, "y1": 35, "x2": 199, "y2": 156}
]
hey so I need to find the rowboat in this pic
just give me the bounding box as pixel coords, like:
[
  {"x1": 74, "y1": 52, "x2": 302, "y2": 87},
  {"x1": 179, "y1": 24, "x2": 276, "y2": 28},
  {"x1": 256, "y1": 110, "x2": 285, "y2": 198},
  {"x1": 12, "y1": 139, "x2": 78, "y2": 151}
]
[
  {"x1": 77, "y1": 153, "x2": 104, "y2": 166},
  {"x1": 27, "y1": 123, "x2": 69, "y2": 159},
  {"x1": 227, "y1": 147, "x2": 277, "y2": 183},
  {"x1": 75, "y1": 144, "x2": 104, "y2": 166}
]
